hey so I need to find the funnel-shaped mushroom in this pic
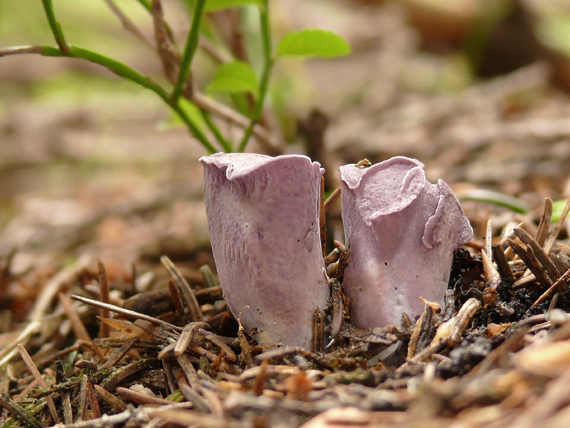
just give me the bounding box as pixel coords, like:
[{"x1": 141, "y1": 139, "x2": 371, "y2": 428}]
[
  {"x1": 200, "y1": 153, "x2": 330, "y2": 348},
  {"x1": 340, "y1": 157, "x2": 473, "y2": 328}
]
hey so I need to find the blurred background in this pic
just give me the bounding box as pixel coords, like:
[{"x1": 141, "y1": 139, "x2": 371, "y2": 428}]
[{"x1": 3, "y1": 0, "x2": 570, "y2": 273}]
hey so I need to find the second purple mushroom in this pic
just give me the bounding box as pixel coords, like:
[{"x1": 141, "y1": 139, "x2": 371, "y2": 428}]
[{"x1": 340, "y1": 157, "x2": 473, "y2": 328}]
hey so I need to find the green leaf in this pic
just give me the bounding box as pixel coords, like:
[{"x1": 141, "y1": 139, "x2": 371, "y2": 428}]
[
  {"x1": 204, "y1": 0, "x2": 263, "y2": 12},
  {"x1": 277, "y1": 29, "x2": 351, "y2": 58},
  {"x1": 207, "y1": 61, "x2": 258, "y2": 96},
  {"x1": 551, "y1": 199, "x2": 570, "y2": 224}
]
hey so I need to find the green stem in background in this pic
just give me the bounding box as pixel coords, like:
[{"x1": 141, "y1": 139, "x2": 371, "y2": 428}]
[
  {"x1": 40, "y1": 0, "x2": 69, "y2": 53},
  {"x1": 35, "y1": 44, "x2": 217, "y2": 154},
  {"x1": 171, "y1": 0, "x2": 207, "y2": 102},
  {"x1": 200, "y1": 109, "x2": 233, "y2": 152},
  {"x1": 457, "y1": 188, "x2": 530, "y2": 214},
  {"x1": 238, "y1": 0, "x2": 273, "y2": 153}
]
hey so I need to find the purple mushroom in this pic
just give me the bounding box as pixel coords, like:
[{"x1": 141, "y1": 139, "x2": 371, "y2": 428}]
[
  {"x1": 200, "y1": 153, "x2": 330, "y2": 348},
  {"x1": 340, "y1": 157, "x2": 473, "y2": 328}
]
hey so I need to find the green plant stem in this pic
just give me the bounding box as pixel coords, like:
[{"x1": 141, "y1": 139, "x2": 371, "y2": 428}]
[
  {"x1": 456, "y1": 188, "x2": 530, "y2": 214},
  {"x1": 114, "y1": 0, "x2": 281, "y2": 153},
  {"x1": 41, "y1": 0, "x2": 69, "y2": 53},
  {"x1": 238, "y1": 0, "x2": 273, "y2": 152},
  {"x1": 200, "y1": 109, "x2": 233, "y2": 152},
  {"x1": 171, "y1": 0, "x2": 207, "y2": 102},
  {"x1": 35, "y1": 44, "x2": 216, "y2": 153}
]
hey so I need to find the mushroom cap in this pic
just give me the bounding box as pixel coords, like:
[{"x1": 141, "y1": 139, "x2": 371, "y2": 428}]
[{"x1": 201, "y1": 153, "x2": 330, "y2": 348}]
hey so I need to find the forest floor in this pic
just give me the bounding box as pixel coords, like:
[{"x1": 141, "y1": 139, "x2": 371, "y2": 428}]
[{"x1": 3, "y1": 0, "x2": 570, "y2": 427}]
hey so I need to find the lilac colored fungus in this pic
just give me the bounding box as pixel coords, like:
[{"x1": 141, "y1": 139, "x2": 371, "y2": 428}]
[
  {"x1": 340, "y1": 157, "x2": 473, "y2": 328},
  {"x1": 200, "y1": 153, "x2": 330, "y2": 348}
]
